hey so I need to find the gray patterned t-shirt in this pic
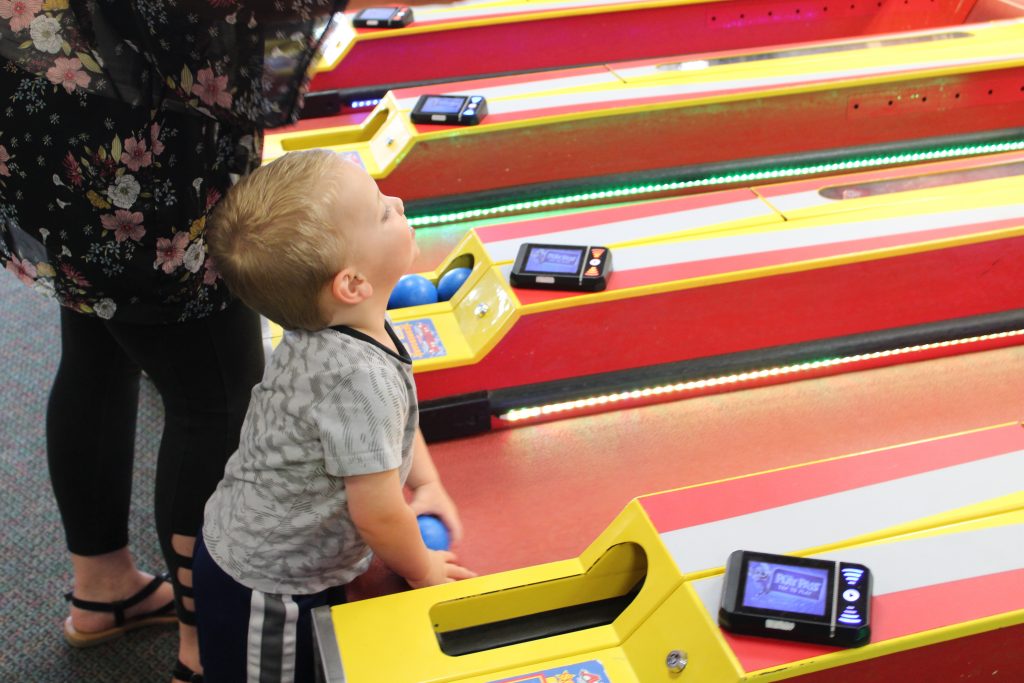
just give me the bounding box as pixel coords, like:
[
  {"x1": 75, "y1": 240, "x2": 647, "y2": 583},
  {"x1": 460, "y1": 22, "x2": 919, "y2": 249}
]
[{"x1": 202, "y1": 323, "x2": 417, "y2": 595}]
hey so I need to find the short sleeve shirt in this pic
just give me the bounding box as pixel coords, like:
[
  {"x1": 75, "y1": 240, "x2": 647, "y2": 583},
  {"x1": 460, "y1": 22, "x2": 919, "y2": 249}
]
[{"x1": 202, "y1": 322, "x2": 417, "y2": 595}]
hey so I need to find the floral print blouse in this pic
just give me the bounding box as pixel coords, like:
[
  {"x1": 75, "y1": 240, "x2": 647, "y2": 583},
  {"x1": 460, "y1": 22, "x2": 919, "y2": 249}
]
[{"x1": 0, "y1": 0, "x2": 342, "y2": 323}]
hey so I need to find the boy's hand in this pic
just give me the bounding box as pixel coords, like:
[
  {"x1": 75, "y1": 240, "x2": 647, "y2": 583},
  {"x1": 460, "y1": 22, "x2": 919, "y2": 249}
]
[
  {"x1": 409, "y1": 481, "x2": 464, "y2": 544},
  {"x1": 407, "y1": 550, "x2": 476, "y2": 589}
]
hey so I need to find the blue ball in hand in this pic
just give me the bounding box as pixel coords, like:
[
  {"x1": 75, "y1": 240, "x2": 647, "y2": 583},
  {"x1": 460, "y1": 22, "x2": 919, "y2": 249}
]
[
  {"x1": 417, "y1": 514, "x2": 450, "y2": 551},
  {"x1": 436, "y1": 267, "x2": 472, "y2": 301},
  {"x1": 388, "y1": 274, "x2": 438, "y2": 309}
]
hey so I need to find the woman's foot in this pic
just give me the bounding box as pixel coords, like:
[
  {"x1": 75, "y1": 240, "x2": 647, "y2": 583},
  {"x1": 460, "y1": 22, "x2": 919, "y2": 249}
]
[
  {"x1": 174, "y1": 624, "x2": 202, "y2": 682},
  {"x1": 64, "y1": 550, "x2": 177, "y2": 646},
  {"x1": 171, "y1": 659, "x2": 203, "y2": 682},
  {"x1": 67, "y1": 569, "x2": 176, "y2": 636},
  {"x1": 66, "y1": 548, "x2": 175, "y2": 638}
]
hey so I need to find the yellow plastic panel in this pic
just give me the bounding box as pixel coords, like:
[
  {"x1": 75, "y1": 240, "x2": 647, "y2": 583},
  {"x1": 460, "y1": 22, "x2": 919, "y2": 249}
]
[
  {"x1": 442, "y1": 582, "x2": 747, "y2": 683},
  {"x1": 429, "y1": 542, "x2": 647, "y2": 635},
  {"x1": 262, "y1": 93, "x2": 414, "y2": 170},
  {"x1": 443, "y1": 647, "x2": 643, "y2": 683},
  {"x1": 315, "y1": 17, "x2": 357, "y2": 72},
  {"x1": 327, "y1": 501, "x2": 684, "y2": 682},
  {"x1": 367, "y1": 97, "x2": 417, "y2": 171},
  {"x1": 618, "y1": 582, "x2": 745, "y2": 683}
]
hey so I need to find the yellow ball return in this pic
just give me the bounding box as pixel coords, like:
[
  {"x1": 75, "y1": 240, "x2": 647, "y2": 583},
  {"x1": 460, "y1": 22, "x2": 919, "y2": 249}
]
[{"x1": 311, "y1": 422, "x2": 1024, "y2": 682}]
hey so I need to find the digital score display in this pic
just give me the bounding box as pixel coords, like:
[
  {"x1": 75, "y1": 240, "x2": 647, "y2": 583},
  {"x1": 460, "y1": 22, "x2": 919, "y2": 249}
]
[
  {"x1": 523, "y1": 246, "x2": 585, "y2": 275},
  {"x1": 359, "y1": 7, "x2": 397, "y2": 19},
  {"x1": 352, "y1": 7, "x2": 413, "y2": 28},
  {"x1": 720, "y1": 550, "x2": 872, "y2": 647},
  {"x1": 741, "y1": 560, "x2": 829, "y2": 616},
  {"x1": 420, "y1": 96, "x2": 467, "y2": 115},
  {"x1": 510, "y1": 243, "x2": 612, "y2": 292},
  {"x1": 410, "y1": 94, "x2": 487, "y2": 125}
]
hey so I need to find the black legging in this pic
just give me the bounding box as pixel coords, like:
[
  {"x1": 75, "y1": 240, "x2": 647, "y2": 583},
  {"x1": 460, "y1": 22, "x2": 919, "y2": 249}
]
[{"x1": 46, "y1": 300, "x2": 264, "y2": 618}]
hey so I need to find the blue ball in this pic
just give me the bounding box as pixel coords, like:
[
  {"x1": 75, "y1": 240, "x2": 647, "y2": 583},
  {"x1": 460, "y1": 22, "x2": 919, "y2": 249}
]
[
  {"x1": 436, "y1": 267, "x2": 472, "y2": 302},
  {"x1": 388, "y1": 274, "x2": 438, "y2": 309},
  {"x1": 417, "y1": 514, "x2": 450, "y2": 551}
]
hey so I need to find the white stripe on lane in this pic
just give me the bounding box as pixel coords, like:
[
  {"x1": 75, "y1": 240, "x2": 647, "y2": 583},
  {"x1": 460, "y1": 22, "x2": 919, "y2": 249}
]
[
  {"x1": 659, "y1": 450, "x2": 1024, "y2": 576},
  {"x1": 609, "y1": 203, "x2": 1024, "y2": 273}
]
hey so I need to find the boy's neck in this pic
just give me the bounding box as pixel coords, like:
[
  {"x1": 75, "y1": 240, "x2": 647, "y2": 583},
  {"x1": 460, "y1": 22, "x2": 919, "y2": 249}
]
[{"x1": 325, "y1": 302, "x2": 394, "y2": 350}]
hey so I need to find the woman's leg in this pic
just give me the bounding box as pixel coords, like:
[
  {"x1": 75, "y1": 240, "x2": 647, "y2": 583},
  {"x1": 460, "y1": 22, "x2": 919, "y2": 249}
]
[
  {"x1": 108, "y1": 300, "x2": 264, "y2": 676},
  {"x1": 48, "y1": 308, "x2": 175, "y2": 634}
]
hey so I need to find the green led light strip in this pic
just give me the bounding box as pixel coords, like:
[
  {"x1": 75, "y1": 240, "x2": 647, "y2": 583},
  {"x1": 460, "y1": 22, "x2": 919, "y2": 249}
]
[
  {"x1": 409, "y1": 140, "x2": 1024, "y2": 227},
  {"x1": 499, "y1": 329, "x2": 1024, "y2": 423}
]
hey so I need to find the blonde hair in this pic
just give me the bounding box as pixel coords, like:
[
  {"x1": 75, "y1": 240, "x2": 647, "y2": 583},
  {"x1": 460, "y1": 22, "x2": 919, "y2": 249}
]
[{"x1": 208, "y1": 150, "x2": 348, "y2": 331}]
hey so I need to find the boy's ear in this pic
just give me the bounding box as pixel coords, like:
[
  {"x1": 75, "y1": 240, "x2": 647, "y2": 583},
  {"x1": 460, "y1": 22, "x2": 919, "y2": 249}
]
[{"x1": 328, "y1": 267, "x2": 372, "y2": 305}]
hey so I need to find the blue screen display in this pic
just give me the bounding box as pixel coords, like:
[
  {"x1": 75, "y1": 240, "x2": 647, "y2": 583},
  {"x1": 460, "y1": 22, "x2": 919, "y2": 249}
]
[
  {"x1": 421, "y1": 96, "x2": 465, "y2": 114},
  {"x1": 359, "y1": 8, "x2": 396, "y2": 19},
  {"x1": 742, "y1": 561, "x2": 829, "y2": 616},
  {"x1": 524, "y1": 247, "x2": 583, "y2": 274}
]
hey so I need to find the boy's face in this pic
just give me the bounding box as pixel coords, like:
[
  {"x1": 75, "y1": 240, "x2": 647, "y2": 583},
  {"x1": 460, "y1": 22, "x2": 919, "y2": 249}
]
[{"x1": 331, "y1": 156, "x2": 418, "y2": 289}]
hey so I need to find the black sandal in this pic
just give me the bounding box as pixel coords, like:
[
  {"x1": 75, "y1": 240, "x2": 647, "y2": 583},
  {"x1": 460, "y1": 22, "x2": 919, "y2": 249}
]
[
  {"x1": 172, "y1": 659, "x2": 204, "y2": 682},
  {"x1": 63, "y1": 573, "x2": 177, "y2": 648}
]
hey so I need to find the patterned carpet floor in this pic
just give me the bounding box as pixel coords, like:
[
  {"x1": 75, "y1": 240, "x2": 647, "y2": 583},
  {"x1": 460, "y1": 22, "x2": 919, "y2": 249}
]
[{"x1": 0, "y1": 273, "x2": 177, "y2": 682}]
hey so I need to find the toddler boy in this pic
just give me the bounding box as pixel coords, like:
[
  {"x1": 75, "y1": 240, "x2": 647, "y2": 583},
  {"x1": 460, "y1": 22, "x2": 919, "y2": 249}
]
[{"x1": 193, "y1": 150, "x2": 474, "y2": 683}]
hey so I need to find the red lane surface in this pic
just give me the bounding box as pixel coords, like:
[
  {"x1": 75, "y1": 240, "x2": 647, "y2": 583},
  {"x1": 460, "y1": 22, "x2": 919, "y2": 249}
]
[{"x1": 347, "y1": 344, "x2": 1024, "y2": 599}]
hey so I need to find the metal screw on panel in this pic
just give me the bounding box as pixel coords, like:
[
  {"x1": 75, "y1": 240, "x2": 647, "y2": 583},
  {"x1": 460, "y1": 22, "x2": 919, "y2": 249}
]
[
  {"x1": 666, "y1": 649, "x2": 688, "y2": 674},
  {"x1": 385, "y1": 137, "x2": 395, "y2": 147},
  {"x1": 474, "y1": 303, "x2": 489, "y2": 318}
]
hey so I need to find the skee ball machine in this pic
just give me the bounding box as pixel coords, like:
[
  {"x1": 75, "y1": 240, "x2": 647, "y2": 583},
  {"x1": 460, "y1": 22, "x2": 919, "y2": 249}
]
[{"x1": 312, "y1": 423, "x2": 1024, "y2": 682}]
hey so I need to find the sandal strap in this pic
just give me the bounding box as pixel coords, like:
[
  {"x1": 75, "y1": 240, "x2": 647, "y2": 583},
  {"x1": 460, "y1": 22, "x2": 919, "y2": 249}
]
[
  {"x1": 64, "y1": 573, "x2": 171, "y2": 627},
  {"x1": 172, "y1": 659, "x2": 204, "y2": 682}
]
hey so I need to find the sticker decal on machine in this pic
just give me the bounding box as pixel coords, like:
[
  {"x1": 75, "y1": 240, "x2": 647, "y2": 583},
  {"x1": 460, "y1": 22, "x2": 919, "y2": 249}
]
[
  {"x1": 489, "y1": 659, "x2": 609, "y2": 683},
  {"x1": 392, "y1": 319, "x2": 446, "y2": 360}
]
